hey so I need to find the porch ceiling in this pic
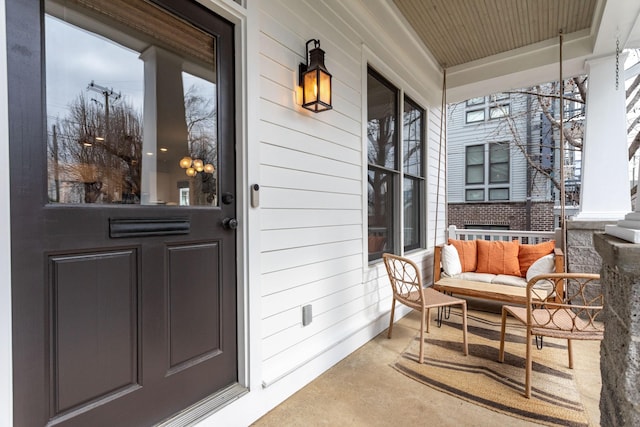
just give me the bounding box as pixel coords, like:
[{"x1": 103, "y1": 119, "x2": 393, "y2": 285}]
[{"x1": 393, "y1": 0, "x2": 598, "y2": 69}]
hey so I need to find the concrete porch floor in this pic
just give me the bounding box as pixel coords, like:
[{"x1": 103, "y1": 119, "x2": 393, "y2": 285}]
[{"x1": 253, "y1": 300, "x2": 602, "y2": 426}]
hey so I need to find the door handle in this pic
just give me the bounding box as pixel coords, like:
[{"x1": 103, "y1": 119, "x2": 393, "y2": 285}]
[{"x1": 222, "y1": 217, "x2": 238, "y2": 230}]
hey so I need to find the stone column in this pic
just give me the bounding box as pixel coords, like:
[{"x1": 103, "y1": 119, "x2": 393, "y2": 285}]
[
  {"x1": 574, "y1": 55, "x2": 631, "y2": 221},
  {"x1": 593, "y1": 233, "x2": 640, "y2": 426}
]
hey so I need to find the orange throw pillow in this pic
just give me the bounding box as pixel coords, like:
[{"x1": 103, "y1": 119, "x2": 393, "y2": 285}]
[
  {"x1": 518, "y1": 240, "x2": 555, "y2": 277},
  {"x1": 476, "y1": 240, "x2": 521, "y2": 276},
  {"x1": 447, "y1": 239, "x2": 477, "y2": 272}
]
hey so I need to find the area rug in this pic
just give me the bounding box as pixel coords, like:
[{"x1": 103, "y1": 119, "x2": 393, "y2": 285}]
[{"x1": 392, "y1": 309, "x2": 589, "y2": 427}]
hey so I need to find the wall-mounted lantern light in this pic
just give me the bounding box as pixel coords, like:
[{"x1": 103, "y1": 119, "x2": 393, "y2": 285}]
[{"x1": 299, "y1": 39, "x2": 332, "y2": 113}]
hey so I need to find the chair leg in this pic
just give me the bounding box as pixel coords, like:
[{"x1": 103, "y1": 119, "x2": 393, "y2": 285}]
[
  {"x1": 525, "y1": 331, "x2": 532, "y2": 398},
  {"x1": 426, "y1": 308, "x2": 430, "y2": 333},
  {"x1": 567, "y1": 339, "x2": 574, "y2": 369},
  {"x1": 498, "y1": 308, "x2": 507, "y2": 363},
  {"x1": 419, "y1": 308, "x2": 426, "y2": 364},
  {"x1": 387, "y1": 299, "x2": 396, "y2": 339},
  {"x1": 460, "y1": 302, "x2": 468, "y2": 356}
]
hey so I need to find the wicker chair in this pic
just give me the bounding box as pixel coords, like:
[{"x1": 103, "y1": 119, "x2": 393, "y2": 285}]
[
  {"x1": 498, "y1": 272, "x2": 603, "y2": 398},
  {"x1": 382, "y1": 253, "x2": 468, "y2": 363}
]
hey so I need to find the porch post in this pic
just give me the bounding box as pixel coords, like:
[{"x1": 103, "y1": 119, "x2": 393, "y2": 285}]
[
  {"x1": 574, "y1": 55, "x2": 631, "y2": 221},
  {"x1": 139, "y1": 46, "x2": 188, "y2": 205}
]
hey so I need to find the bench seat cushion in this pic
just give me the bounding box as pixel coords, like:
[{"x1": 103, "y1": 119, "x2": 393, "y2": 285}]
[
  {"x1": 456, "y1": 272, "x2": 496, "y2": 283},
  {"x1": 447, "y1": 272, "x2": 554, "y2": 294}
]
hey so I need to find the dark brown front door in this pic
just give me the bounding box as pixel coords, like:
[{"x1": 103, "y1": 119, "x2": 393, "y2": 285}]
[{"x1": 8, "y1": 1, "x2": 237, "y2": 425}]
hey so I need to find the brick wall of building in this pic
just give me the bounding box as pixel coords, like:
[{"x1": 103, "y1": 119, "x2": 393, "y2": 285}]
[{"x1": 447, "y1": 201, "x2": 555, "y2": 231}]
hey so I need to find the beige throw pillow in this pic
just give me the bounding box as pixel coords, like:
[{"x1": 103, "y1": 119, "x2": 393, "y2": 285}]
[{"x1": 441, "y1": 244, "x2": 462, "y2": 276}]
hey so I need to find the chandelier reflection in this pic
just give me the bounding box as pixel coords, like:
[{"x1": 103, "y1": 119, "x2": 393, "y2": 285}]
[{"x1": 179, "y1": 156, "x2": 215, "y2": 177}]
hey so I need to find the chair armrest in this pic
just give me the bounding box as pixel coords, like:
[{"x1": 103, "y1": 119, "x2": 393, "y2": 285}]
[
  {"x1": 433, "y1": 245, "x2": 443, "y2": 283},
  {"x1": 553, "y1": 247, "x2": 564, "y2": 273},
  {"x1": 552, "y1": 247, "x2": 565, "y2": 302}
]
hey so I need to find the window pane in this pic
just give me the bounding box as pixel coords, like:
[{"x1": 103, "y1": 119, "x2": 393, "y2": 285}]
[
  {"x1": 466, "y1": 189, "x2": 484, "y2": 201},
  {"x1": 489, "y1": 104, "x2": 510, "y2": 119},
  {"x1": 466, "y1": 110, "x2": 484, "y2": 123},
  {"x1": 466, "y1": 145, "x2": 484, "y2": 165},
  {"x1": 45, "y1": 0, "x2": 218, "y2": 206},
  {"x1": 466, "y1": 145, "x2": 484, "y2": 184},
  {"x1": 367, "y1": 71, "x2": 397, "y2": 169},
  {"x1": 490, "y1": 143, "x2": 509, "y2": 162},
  {"x1": 490, "y1": 143, "x2": 509, "y2": 183},
  {"x1": 489, "y1": 188, "x2": 509, "y2": 200},
  {"x1": 490, "y1": 163, "x2": 509, "y2": 182},
  {"x1": 368, "y1": 168, "x2": 394, "y2": 259},
  {"x1": 466, "y1": 165, "x2": 484, "y2": 184},
  {"x1": 403, "y1": 177, "x2": 420, "y2": 250},
  {"x1": 403, "y1": 99, "x2": 423, "y2": 177},
  {"x1": 491, "y1": 93, "x2": 509, "y2": 101},
  {"x1": 467, "y1": 97, "x2": 485, "y2": 106}
]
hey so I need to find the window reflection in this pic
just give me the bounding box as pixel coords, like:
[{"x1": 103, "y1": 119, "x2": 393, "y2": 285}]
[{"x1": 45, "y1": 0, "x2": 218, "y2": 207}]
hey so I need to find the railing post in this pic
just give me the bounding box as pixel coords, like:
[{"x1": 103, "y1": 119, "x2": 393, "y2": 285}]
[{"x1": 447, "y1": 225, "x2": 457, "y2": 241}]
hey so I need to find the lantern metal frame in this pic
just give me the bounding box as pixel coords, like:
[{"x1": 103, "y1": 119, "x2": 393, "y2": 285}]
[{"x1": 298, "y1": 39, "x2": 332, "y2": 113}]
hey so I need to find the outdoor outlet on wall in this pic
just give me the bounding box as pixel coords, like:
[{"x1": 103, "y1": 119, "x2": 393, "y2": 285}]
[{"x1": 302, "y1": 304, "x2": 312, "y2": 326}]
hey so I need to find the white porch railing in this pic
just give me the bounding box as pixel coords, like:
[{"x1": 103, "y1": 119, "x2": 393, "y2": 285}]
[{"x1": 447, "y1": 225, "x2": 560, "y2": 245}]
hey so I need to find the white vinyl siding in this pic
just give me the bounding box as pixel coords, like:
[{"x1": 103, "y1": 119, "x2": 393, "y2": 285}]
[{"x1": 257, "y1": 0, "x2": 441, "y2": 386}]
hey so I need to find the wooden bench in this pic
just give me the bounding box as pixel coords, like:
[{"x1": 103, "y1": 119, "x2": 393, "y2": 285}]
[{"x1": 433, "y1": 245, "x2": 565, "y2": 305}]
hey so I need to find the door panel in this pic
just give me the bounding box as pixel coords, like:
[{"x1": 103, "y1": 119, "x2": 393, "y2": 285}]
[
  {"x1": 50, "y1": 250, "x2": 139, "y2": 415},
  {"x1": 8, "y1": 0, "x2": 238, "y2": 425},
  {"x1": 167, "y1": 242, "x2": 221, "y2": 370}
]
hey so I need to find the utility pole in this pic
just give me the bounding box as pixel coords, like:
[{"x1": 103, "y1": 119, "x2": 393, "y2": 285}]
[
  {"x1": 87, "y1": 80, "x2": 121, "y2": 134},
  {"x1": 87, "y1": 81, "x2": 121, "y2": 202}
]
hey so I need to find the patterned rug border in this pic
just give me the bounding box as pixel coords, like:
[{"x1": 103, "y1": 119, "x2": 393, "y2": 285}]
[{"x1": 391, "y1": 310, "x2": 589, "y2": 427}]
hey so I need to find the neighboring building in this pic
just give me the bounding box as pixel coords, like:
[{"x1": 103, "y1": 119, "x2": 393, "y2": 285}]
[{"x1": 447, "y1": 85, "x2": 584, "y2": 232}]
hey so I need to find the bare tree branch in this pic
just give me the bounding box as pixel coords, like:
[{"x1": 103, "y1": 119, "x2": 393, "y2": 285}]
[
  {"x1": 535, "y1": 85, "x2": 583, "y2": 150},
  {"x1": 629, "y1": 130, "x2": 640, "y2": 161},
  {"x1": 626, "y1": 74, "x2": 640, "y2": 99},
  {"x1": 628, "y1": 115, "x2": 640, "y2": 135},
  {"x1": 627, "y1": 82, "x2": 640, "y2": 115}
]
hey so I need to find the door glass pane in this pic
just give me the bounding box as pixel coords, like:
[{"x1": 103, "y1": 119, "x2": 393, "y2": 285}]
[{"x1": 45, "y1": 0, "x2": 218, "y2": 207}]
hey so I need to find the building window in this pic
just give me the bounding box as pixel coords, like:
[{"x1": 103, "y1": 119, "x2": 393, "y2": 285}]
[
  {"x1": 489, "y1": 142, "x2": 509, "y2": 183},
  {"x1": 465, "y1": 145, "x2": 484, "y2": 184},
  {"x1": 403, "y1": 97, "x2": 425, "y2": 252},
  {"x1": 465, "y1": 142, "x2": 510, "y2": 201},
  {"x1": 465, "y1": 189, "x2": 485, "y2": 201},
  {"x1": 466, "y1": 109, "x2": 485, "y2": 123},
  {"x1": 491, "y1": 93, "x2": 509, "y2": 102},
  {"x1": 367, "y1": 67, "x2": 425, "y2": 260},
  {"x1": 489, "y1": 188, "x2": 509, "y2": 200},
  {"x1": 489, "y1": 104, "x2": 510, "y2": 119},
  {"x1": 467, "y1": 96, "x2": 485, "y2": 106}
]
